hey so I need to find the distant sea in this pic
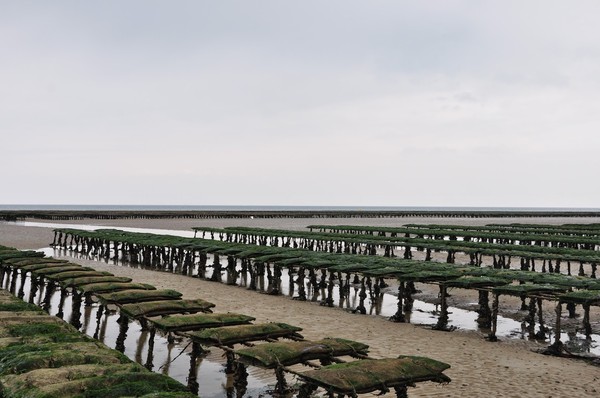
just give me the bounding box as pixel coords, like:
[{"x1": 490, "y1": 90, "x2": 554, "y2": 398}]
[{"x1": 1, "y1": 205, "x2": 599, "y2": 212}]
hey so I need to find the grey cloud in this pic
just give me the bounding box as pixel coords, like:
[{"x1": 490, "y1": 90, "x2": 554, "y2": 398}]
[{"x1": 2, "y1": 1, "x2": 600, "y2": 206}]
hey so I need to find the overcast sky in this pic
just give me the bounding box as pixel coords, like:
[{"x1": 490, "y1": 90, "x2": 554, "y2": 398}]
[{"x1": 2, "y1": 1, "x2": 599, "y2": 207}]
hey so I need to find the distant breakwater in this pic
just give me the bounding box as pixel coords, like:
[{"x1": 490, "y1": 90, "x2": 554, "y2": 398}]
[{"x1": 3, "y1": 209, "x2": 600, "y2": 221}]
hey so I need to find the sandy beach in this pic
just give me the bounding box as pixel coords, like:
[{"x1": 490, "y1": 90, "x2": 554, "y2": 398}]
[{"x1": 2, "y1": 217, "x2": 600, "y2": 397}]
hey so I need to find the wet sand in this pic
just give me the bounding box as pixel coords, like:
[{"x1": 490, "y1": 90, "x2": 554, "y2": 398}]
[{"x1": 1, "y1": 218, "x2": 600, "y2": 397}]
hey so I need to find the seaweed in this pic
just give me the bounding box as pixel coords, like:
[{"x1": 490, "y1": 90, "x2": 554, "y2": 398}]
[
  {"x1": 186, "y1": 323, "x2": 303, "y2": 345},
  {"x1": 235, "y1": 337, "x2": 369, "y2": 368},
  {"x1": 149, "y1": 312, "x2": 254, "y2": 332},
  {"x1": 0, "y1": 287, "x2": 197, "y2": 398},
  {"x1": 0, "y1": 365, "x2": 195, "y2": 398},
  {"x1": 0, "y1": 301, "x2": 43, "y2": 313},
  {"x1": 96, "y1": 289, "x2": 182, "y2": 305},
  {"x1": 62, "y1": 276, "x2": 135, "y2": 289},
  {"x1": 298, "y1": 355, "x2": 451, "y2": 394},
  {"x1": 76, "y1": 282, "x2": 154, "y2": 294},
  {"x1": 0, "y1": 342, "x2": 128, "y2": 376},
  {"x1": 559, "y1": 290, "x2": 600, "y2": 305},
  {"x1": 120, "y1": 299, "x2": 216, "y2": 318}
]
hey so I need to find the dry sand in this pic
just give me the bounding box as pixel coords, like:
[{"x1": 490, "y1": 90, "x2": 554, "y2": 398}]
[{"x1": 2, "y1": 217, "x2": 600, "y2": 397}]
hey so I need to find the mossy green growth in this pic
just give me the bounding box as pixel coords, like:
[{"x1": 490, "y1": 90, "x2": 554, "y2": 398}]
[
  {"x1": 79, "y1": 372, "x2": 192, "y2": 398},
  {"x1": 76, "y1": 282, "x2": 154, "y2": 294},
  {"x1": 0, "y1": 342, "x2": 129, "y2": 376},
  {"x1": 96, "y1": 289, "x2": 182, "y2": 305},
  {"x1": 560, "y1": 290, "x2": 600, "y2": 305},
  {"x1": 0, "y1": 364, "x2": 195, "y2": 398},
  {"x1": 0, "y1": 364, "x2": 134, "y2": 398},
  {"x1": 7, "y1": 259, "x2": 67, "y2": 269},
  {"x1": 0, "y1": 288, "x2": 196, "y2": 398},
  {"x1": 444, "y1": 276, "x2": 511, "y2": 289},
  {"x1": 3, "y1": 321, "x2": 89, "y2": 345},
  {"x1": 31, "y1": 266, "x2": 86, "y2": 276},
  {"x1": 235, "y1": 337, "x2": 369, "y2": 368},
  {"x1": 529, "y1": 273, "x2": 594, "y2": 289},
  {"x1": 150, "y1": 312, "x2": 255, "y2": 332},
  {"x1": 298, "y1": 355, "x2": 451, "y2": 394},
  {"x1": 19, "y1": 262, "x2": 74, "y2": 272},
  {"x1": 45, "y1": 270, "x2": 112, "y2": 281},
  {"x1": 62, "y1": 275, "x2": 132, "y2": 288},
  {"x1": 187, "y1": 322, "x2": 303, "y2": 345},
  {"x1": 493, "y1": 284, "x2": 567, "y2": 296},
  {"x1": 120, "y1": 299, "x2": 215, "y2": 318},
  {"x1": 399, "y1": 269, "x2": 462, "y2": 283},
  {"x1": 0, "y1": 301, "x2": 44, "y2": 313},
  {"x1": 0, "y1": 290, "x2": 43, "y2": 313},
  {"x1": 0, "y1": 251, "x2": 44, "y2": 262},
  {"x1": 7, "y1": 322, "x2": 73, "y2": 337}
]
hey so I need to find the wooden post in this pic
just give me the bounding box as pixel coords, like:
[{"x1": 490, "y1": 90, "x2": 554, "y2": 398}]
[
  {"x1": 554, "y1": 301, "x2": 562, "y2": 346},
  {"x1": 298, "y1": 383, "x2": 319, "y2": 398},
  {"x1": 354, "y1": 277, "x2": 367, "y2": 314},
  {"x1": 0, "y1": 265, "x2": 6, "y2": 288},
  {"x1": 28, "y1": 275, "x2": 39, "y2": 304},
  {"x1": 224, "y1": 255, "x2": 237, "y2": 285},
  {"x1": 56, "y1": 288, "x2": 67, "y2": 319},
  {"x1": 225, "y1": 350, "x2": 236, "y2": 374},
  {"x1": 248, "y1": 261, "x2": 257, "y2": 291},
  {"x1": 544, "y1": 301, "x2": 564, "y2": 356},
  {"x1": 404, "y1": 282, "x2": 416, "y2": 314},
  {"x1": 488, "y1": 293, "x2": 499, "y2": 341},
  {"x1": 274, "y1": 366, "x2": 289, "y2": 394},
  {"x1": 17, "y1": 270, "x2": 27, "y2": 299},
  {"x1": 394, "y1": 385, "x2": 409, "y2": 398},
  {"x1": 42, "y1": 282, "x2": 56, "y2": 313},
  {"x1": 536, "y1": 298, "x2": 546, "y2": 340},
  {"x1": 270, "y1": 264, "x2": 282, "y2": 295},
  {"x1": 321, "y1": 271, "x2": 335, "y2": 307},
  {"x1": 527, "y1": 298, "x2": 536, "y2": 339},
  {"x1": 233, "y1": 361, "x2": 249, "y2": 397},
  {"x1": 144, "y1": 327, "x2": 156, "y2": 370},
  {"x1": 583, "y1": 304, "x2": 592, "y2": 337},
  {"x1": 390, "y1": 281, "x2": 405, "y2": 322},
  {"x1": 434, "y1": 284, "x2": 449, "y2": 330},
  {"x1": 477, "y1": 290, "x2": 491, "y2": 329},
  {"x1": 9, "y1": 268, "x2": 18, "y2": 294},
  {"x1": 93, "y1": 304, "x2": 105, "y2": 340},
  {"x1": 115, "y1": 314, "x2": 130, "y2": 353},
  {"x1": 69, "y1": 290, "x2": 82, "y2": 330},
  {"x1": 187, "y1": 341, "x2": 201, "y2": 395},
  {"x1": 295, "y1": 267, "x2": 307, "y2": 301}
]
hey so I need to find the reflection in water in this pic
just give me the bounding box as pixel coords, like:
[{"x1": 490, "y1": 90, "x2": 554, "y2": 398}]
[
  {"x1": 7, "y1": 252, "x2": 600, "y2": 351},
  {"x1": 115, "y1": 315, "x2": 130, "y2": 353},
  {"x1": 4, "y1": 230, "x2": 600, "y2": 396},
  {"x1": 136, "y1": 329, "x2": 148, "y2": 364},
  {"x1": 20, "y1": 247, "x2": 600, "y2": 359},
  {"x1": 56, "y1": 288, "x2": 67, "y2": 319},
  {"x1": 82, "y1": 305, "x2": 93, "y2": 333}
]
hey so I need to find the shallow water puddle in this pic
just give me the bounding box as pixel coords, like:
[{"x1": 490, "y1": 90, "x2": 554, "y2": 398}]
[{"x1": 5, "y1": 220, "x2": 196, "y2": 238}]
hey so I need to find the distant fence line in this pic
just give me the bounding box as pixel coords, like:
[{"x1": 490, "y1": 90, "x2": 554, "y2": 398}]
[{"x1": 3, "y1": 210, "x2": 600, "y2": 221}]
